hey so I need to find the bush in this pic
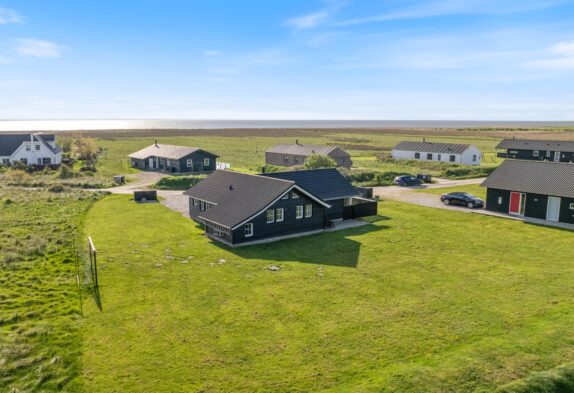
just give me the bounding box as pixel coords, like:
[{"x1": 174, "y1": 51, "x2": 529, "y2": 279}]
[
  {"x1": 1, "y1": 169, "x2": 32, "y2": 185},
  {"x1": 346, "y1": 170, "x2": 408, "y2": 186},
  {"x1": 304, "y1": 154, "x2": 336, "y2": 169},
  {"x1": 154, "y1": 175, "x2": 206, "y2": 190},
  {"x1": 59, "y1": 164, "x2": 74, "y2": 179},
  {"x1": 440, "y1": 166, "x2": 496, "y2": 179},
  {"x1": 48, "y1": 184, "x2": 66, "y2": 193}
]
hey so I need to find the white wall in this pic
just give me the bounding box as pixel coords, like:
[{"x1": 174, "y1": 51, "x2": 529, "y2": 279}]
[
  {"x1": 10, "y1": 140, "x2": 62, "y2": 165},
  {"x1": 391, "y1": 146, "x2": 481, "y2": 166},
  {"x1": 460, "y1": 145, "x2": 481, "y2": 165}
]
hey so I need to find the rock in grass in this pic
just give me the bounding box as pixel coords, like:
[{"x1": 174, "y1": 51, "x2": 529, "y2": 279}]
[
  {"x1": 155, "y1": 263, "x2": 163, "y2": 268},
  {"x1": 218, "y1": 259, "x2": 226, "y2": 264},
  {"x1": 268, "y1": 265, "x2": 280, "y2": 272}
]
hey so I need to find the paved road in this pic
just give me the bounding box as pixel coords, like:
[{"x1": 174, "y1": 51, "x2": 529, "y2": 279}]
[{"x1": 372, "y1": 177, "x2": 486, "y2": 212}]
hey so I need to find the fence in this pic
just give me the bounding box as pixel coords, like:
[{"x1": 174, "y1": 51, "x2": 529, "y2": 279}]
[{"x1": 74, "y1": 235, "x2": 103, "y2": 313}]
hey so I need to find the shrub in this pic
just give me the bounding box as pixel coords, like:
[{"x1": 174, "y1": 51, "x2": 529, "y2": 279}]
[
  {"x1": 155, "y1": 175, "x2": 206, "y2": 190},
  {"x1": 48, "y1": 184, "x2": 66, "y2": 193},
  {"x1": 59, "y1": 164, "x2": 74, "y2": 179},
  {"x1": 304, "y1": 154, "x2": 336, "y2": 169},
  {"x1": 346, "y1": 170, "x2": 407, "y2": 186},
  {"x1": 2, "y1": 169, "x2": 32, "y2": 185}
]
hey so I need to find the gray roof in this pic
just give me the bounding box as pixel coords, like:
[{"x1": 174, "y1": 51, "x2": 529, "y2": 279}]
[
  {"x1": 262, "y1": 168, "x2": 359, "y2": 200},
  {"x1": 392, "y1": 141, "x2": 471, "y2": 155},
  {"x1": 481, "y1": 160, "x2": 574, "y2": 198},
  {"x1": 266, "y1": 144, "x2": 340, "y2": 156},
  {"x1": 496, "y1": 139, "x2": 574, "y2": 152},
  {"x1": 0, "y1": 133, "x2": 59, "y2": 156},
  {"x1": 129, "y1": 144, "x2": 218, "y2": 160}
]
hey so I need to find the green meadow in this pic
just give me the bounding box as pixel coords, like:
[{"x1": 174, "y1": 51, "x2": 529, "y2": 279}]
[{"x1": 79, "y1": 194, "x2": 574, "y2": 392}]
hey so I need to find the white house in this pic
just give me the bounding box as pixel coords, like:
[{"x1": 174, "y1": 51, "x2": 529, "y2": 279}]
[
  {"x1": 0, "y1": 133, "x2": 62, "y2": 166},
  {"x1": 391, "y1": 141, "x2": 482, "y2": 166}
]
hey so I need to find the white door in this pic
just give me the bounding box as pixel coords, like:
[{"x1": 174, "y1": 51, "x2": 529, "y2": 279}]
[
  {"x1": 554, "y1": 151, "x2": 561, "y2": 162},
  {"x1": 148, "y1": 158, "x2": 154, "y2": 168},
  {"x1": 546, "y1": 196, "x2": 561, "y2": 222}
]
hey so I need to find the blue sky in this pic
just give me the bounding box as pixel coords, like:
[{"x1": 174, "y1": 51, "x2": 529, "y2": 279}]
[{"x1": 1, "y1": 0, "x2": 574, "y2": 120}]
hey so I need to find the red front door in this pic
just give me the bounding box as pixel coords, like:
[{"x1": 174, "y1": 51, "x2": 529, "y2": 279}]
[{"x1": 509, "y1": 192, "x2": 523, "y2": 215}]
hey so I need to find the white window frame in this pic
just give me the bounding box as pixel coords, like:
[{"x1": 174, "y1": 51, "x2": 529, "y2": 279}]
[
  {"x1": 472, "y1": 155, "x2": 477, "y2": 162},
  {"x1": 1, "y1": 159, "x2": 9, "y2": 165},
  {"x1": 25, "y1": 144, "x2": 31, "y2": 151},
  {"x1": 187, "y1": 159, "x2": 193, "y2": 167},
  {"x1": 426, "y1": 153, "x2": 433, "y2": 160},
  {"x1": 203, "y1": 158, "x2": 210, "y2": 166},
  {"x1": 35, "y1": 144, "x2": 41, "y2": 151},
  {"x1": 296, "y1": 205, "x2": 304, "y2": 219},
  {"x1": 305, "y1": 204, "x2": 313, "y2": 218},
  {"x1": 193, "y1": 198, "x2": 199, "y2": 207},
  {"x1": 570, "y1": 203, "x2": 574, "y2": 210},
  {"x1": 291, "y1": 192, "x2": 300, "y2": 199},
  {"x1": 244, "y1": 223, "x2": 254, "y2": 237},
  {"x1": 498, "y1": 196, "x2": 503, "y2": 205},
  {"x1": 281, "y1": 193, "x2": 289, "y2": 200},
  {"x1": 533, "y1": 150, "x2": 539, "y2": 157},
  {"x1": 438, "y1": 154, "x2": 442, "y2": 161},
  {"x1": 449, "y1": 155, "x2": 456, "y2": 162},
  {"x1": 276, "y1": 208, "x2": 284, "y2": 222},
  {"x1": 414, "y1": 152, "x2": 420, "y2": 159},
  {"x1": 20, "y1": 158, "x2": 28, "y2": 165},
  {"x1": 266, "y1": 209, "x2": 275, "y2": 223}
]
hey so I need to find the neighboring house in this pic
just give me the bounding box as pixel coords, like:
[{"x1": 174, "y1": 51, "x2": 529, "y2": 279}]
[
  {"x1": 481, "y1": 159, "x2": 574, "y2": 224},
  {"x1": 184, "y1": 169, "x2": 376, "y2": 246},
  {"x1": 391, "y1": 141, "x2": 481, "y2": 165},
  {"x1": 265, "y1": 142, "x2": 352, "y2": 167},
  {"x1": 496, "y1": 139, "x2": 574, "y2": 162},
  {"x1": 0, "y1": 133, "x2": 62, "y2": 167},
  {"x1": 263, "y1": 168, "x2": 374, "y2": 222},
  {"x1": 129, "y1": 142, "x2": 218, "y2": 173}
]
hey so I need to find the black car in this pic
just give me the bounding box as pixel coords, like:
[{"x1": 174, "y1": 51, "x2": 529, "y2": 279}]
[
  {"x1": 394, "y1": 175, "x2": 423, "y2": 187},
  {"x1": 440, "y1": 192, "x2": 485, "y2": 208}
]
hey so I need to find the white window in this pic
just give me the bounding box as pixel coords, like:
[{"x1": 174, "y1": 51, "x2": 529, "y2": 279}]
[
  {"x1": 187, "y1": 159, "x2": 193, "y2": 167},
  {"x1": 244, "y1": 223, "x2": 253, "y2": 237},
  {"x1": 533, "y1": 150, "x2": 539, "y2": 157},
  {"x1": 204, "y1": 158, "x2": 210, "y2": 166},
  {"x1": 438, "y1": 154, "x2": 442, "y2": 161},
  {"x1": 296, "y1": 205, "x2": 304, "y2": 219},
  {"x1": 35, "y1": 144, "x2": 41, "y2": 151},
  {"x1": 20, "y1": 158, "x2": 27, "y2": 165},
  {"x1": 570, "y1": 203, "x2": 574, "y2": 210},
  {"x1": 42, "y1": 158, "x2": 51, "y2": 165},
  {"x1": 414, "y1": 152, "x2": 420, "y2": 159},
  {"x1": 25, "y1": 144, "x2": 31, "y2": 151},
  {"x1": 276, "y1": 208, "x2": 284, "y2": 222},
  {"x1": 426, "y1": 153, "x2": 432, "y2": 160},
  {"x1": 305, "y1": 204, "x2": 313, "y2": 218},
  {"x1": 266, "y1": 209, "x2": 275, "y2": 223},
  {"x1": 281, "y1": 193, "x2": 289, "y2": 200},
  {"x1": 546, "y1": 151, "x2": 551, "y2": 157},
  {"x1": 498, "y1": 197, "x2": 503, "y2": 205},
  {"x1": 193, "y1": 198, "x2": 199, "y2": 207},
  {"x1": 284, "y1": 155, "x2": 289, "y2": 161},
  {"x1": 291, "y1": 192, "x2": 299, "y2": 199},
  {"x1": 449, "y1": 155, "x2": 456, "y2": 162}
]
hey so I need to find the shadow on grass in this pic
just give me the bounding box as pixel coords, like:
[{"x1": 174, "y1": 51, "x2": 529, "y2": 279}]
[{"x1": 212, "y1": 220, "x2": 389, "y2": 268}]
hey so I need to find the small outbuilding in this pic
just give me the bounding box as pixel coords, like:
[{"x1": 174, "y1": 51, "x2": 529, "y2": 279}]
[
  {"x1": 391, "y1": 141, "x2": 481, "y2": 166},
  {"x1": 129, "y1": 141, "x2": 218, "y2": 173},
  {"x1": 265, "y1": 142, "x2": 352, "y2": 167},
  {"x1": 481, "y1": 159, "x2": 574, "y2": 224},
  {"x1": 495, "y1": 139, "x2": 574, "y2": 162}
]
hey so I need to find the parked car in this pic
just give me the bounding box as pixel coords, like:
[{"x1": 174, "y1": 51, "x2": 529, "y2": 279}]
[
  {"x1": 394, "y1": 175, "x2": 423, "y2": 187},
  {"x1": 440, "y1": 192, "x2": 485, "y2": 208}
]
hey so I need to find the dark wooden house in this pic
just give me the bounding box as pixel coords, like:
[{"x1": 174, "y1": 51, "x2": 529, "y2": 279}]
[
  {"x1": 263, "y1": 168, "x2": 377, "y2": 222},
  {"x1": 184, "y1": 169, "x2": 377, "y2": 246},
  {"x1": 481, "y1": 160, "x2": 574, "y2": 224},
  {"x1": 496, "y1": 139, "x2": 574, "y2": 162},
  {"x1": 129, "y1": 142, "x2": 218, "y2": 173},
  {"x1": 265, "y1": 142, "x2": 352, "y2": 168}
]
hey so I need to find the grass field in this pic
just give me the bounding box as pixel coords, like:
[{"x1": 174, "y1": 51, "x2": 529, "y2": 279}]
[
  {"x1": 0, "y1": 189, "x2": 103, "y2": 392},
  {"x1": 418, "y1": 184, "x2": 487, "y2": 199},
  {"x1": 81, "y1": 194, "x2": 574, "y2": 392}
]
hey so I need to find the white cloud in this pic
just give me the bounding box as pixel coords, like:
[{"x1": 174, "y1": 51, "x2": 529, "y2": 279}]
[
  {"x1": 204, "y1": 50, "x2": 222, "y2": 56},
  {"x1": 0, "y1": 7, "x2": 22, "y2": 24},
  {"x1": 530, "y1": 41, "x2": 574, "y2": 69},
  {"x1": 336, "y1": 0, "x2": 564, "y2": 26},
  {"x1": 286, "y1": 0, "x2": 348, "y2": 30},
  {"x1": 15, "y1": 39, "x2": 64, "y2": 58}
]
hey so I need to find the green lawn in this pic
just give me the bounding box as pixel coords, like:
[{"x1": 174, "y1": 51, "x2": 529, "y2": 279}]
[
  {"x1": 0, "y1": 189, "x2": 103, "y2": 392},
  {"x1": 82, "y1": 194, "x2": 574, "y2": 392}
]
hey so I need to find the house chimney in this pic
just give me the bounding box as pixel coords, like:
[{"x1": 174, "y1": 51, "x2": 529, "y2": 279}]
[
  {"x1": 423, "y1": 137, "x2": 426, "y2": 143},
  {"x1": 296, "y1": 139, "x2": 300, "y2": 145},
  {"x1": 262, "y1": 166, "x2": 266, "y2": 174},
  {"x1": 155, "y1": 139, "x2": 158, "y2": 147}
]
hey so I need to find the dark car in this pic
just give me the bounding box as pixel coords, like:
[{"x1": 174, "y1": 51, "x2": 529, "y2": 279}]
[
  {"x1": 394, "y1": 175, "x2": 423, "y2": 187},
  {"x1": 440, "y1": 192, "x2": 485, "y2": 209}
]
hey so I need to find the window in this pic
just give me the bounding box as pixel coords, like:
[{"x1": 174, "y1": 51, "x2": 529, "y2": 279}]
[
  {"x1": 305, "y1": 204, "x2": 313, "y2": 218},
  {"x1": 281, "y1": 193, "x2": 289, "y2": 200},
  {"x1": 276, "y1": 208, "x2": 284, "y2": 222},
  {"x1": 244, "y1": 223, "x2": 253, "y2": 237},
  {"x1": 42, "y1": 157, "x2": 51, "y2": 165},
  {"x1": 25, "y1": 144, "x2": 31, "y2": 151},
  {"x1": 533, "y1": 150, "x2": 539, "y2": 157},
  {"x1": 294, "y1": 157, "x2": 299, "y2": 163},
  {"x1": 570, "y1": 203, "x2": 574, "y2": 210},
  {"x1": 1, "y1": 159, "x2": 9, "y2": 165},
  {"x1": 35, "y1": 144, "x2": 40, "y2": 151},
  {"x1": 339, "y1": 157, "x2": 345, "y2": 165},
  {"x1": 193, "y1": 198, "x2": 199, "y2": 207},
  {"x1": 546, "y1": 151, "x2": 551, "y2": 157},
  {"x1": 20, "y1": 158, "x2": 27, "y2": 165},
  {"x1": 284, "y1": 155, "x2": 289, "y2": 161},
  {"x1": 344, "y1": 197, "x2": 353, "y2": 207},
  {"x1": 187, "y1": 159, "x2": 193, "y2": 167},
  {"x1": 37, "y1": 158, "x2": 42, "y2": 165},
  {"x1": 449, "y1": 155, "x2": 456, "y2": 162},
  {"x1": 203, "y1": 158, "x2": 210, "y2": 166},
  {"x1": 296, "y1": 205, "x2": 304, "y2": 219},
  {"x1": 473, "y1": 155, "x2": 477, "y2": 162},
  {"x1": 498, "y1": 197, "x2": 503, "y2": 205},
  {"x1": 438, "y1": 154, "x2": 442, "y2": 161},
  {"x1": 200, "y1": 201, "x2": 207, "y2": 211},
  {"x1": 426, "y1": 153, "x2": 432, "y2": 160},
  {"x1": 266, "y1": 209, "x2": 275, "y2": 223},
  {"x1": 291, "y1": 192, "x2": 299, "y2": 199},
  {"x1": 414, "y1": 152, "x2": 420, "y2": 159}
]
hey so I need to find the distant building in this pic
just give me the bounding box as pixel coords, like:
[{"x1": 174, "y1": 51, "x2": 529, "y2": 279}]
[
  {"x1": 481, "y1": 159, "x2": 574, "y2": 224},
  {"x1": 184, "y1": 169, "x2": 376, "y2": 246},
  {"x1": 0, "y1": 133, "x2": 62, "y2": 166},
  {"x1": 265, "y1": 142, "x2": 352, "y2": 167},
  {"x1": 391, "y1": 141, "x2": 481, "y2": 165},
  {"x1": 129, "y1": 142, "x2": 218, "y2": 173},
  {"x1": 496, "y1": 139, "x2": 574, "y2": 162}
]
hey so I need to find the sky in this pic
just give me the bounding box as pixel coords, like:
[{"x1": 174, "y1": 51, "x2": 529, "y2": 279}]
[{"x1": 1, "y1": 0, "x2": 574, "y2": 120}]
